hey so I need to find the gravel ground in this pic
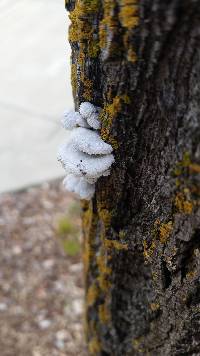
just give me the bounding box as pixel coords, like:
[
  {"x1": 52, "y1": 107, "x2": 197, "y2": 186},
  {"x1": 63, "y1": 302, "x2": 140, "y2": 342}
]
[{"x1": 0, "y1": 180, "x2": 86, "y2": 356}]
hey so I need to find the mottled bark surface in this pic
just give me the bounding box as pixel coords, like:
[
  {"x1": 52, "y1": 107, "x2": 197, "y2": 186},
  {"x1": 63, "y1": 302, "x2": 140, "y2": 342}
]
[{"x1": 66, "y1": 0, "x2": 200, "y2": 354}]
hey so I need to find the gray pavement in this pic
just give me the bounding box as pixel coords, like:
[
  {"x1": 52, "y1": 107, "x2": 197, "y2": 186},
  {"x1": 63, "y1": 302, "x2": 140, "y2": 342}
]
[{"x1": 0, "y1": 0, "x2": 73, "y2": 193}]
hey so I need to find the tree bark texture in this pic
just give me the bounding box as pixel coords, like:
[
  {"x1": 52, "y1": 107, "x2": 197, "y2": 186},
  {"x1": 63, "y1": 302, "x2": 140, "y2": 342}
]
[{"x1": 65, "y1": 0, "x2": 200, "y2": 354}]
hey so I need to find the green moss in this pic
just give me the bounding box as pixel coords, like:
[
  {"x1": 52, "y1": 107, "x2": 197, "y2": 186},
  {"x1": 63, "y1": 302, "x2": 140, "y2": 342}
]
[
  {"x1": 62, "y1": 237, "x2": 81, "y2": 256},
  {"x1": 57, "y1": 217, "x2": 78, "y2": 236}
]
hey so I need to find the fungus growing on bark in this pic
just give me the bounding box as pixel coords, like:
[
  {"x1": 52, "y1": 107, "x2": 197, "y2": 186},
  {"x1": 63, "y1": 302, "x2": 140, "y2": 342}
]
[
  {"x1": 58, "y1": 102, "x2": 115, "y2": 200},
  {"x1": 79, "y1": 102, "x2": 101, "y2": 130}
]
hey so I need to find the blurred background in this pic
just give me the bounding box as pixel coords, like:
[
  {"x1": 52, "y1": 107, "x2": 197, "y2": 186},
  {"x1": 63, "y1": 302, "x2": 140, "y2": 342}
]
[
  {"x1": 0, "y1": 1, "x2": 86, "y2": 355},
  {"x1": 0, "y1": 0, "x2": 73, "y2": 193}
]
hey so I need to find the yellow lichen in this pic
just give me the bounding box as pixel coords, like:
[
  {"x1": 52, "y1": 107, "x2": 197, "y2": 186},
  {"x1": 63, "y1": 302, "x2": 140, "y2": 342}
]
[
  {"x1": 186, "y1": 270, "x2": 197, "y2": 280},
  {"x1": 158, "y1": 221, "x2": 173, "y2": 244},
  {"x1": 104, "y1": 239, "x2": 128, "y2": 251},
  {"x1": 175, "y1": 192, "x2": 194, "y2": 214},
  {"x1": 88, "y1": 40, "x2": 100, "y2": 57},
  {"x1": 127, "y1": 48, "x2": 137, "y2": 63},
  {"x1": 97, "y1": 255, "x2": 111, "y2": 291},
  {"x1": 82, "y1": 77, "x2": 93, "y2": 101},
  {"x1": 152, "y1": 271, "x2": 158, "y2": 281},
  {"x1": 100, "y1": 95, "x2": 130, "y2": 142},
  {"x1": 189, "y1": 163, "x2": 200, "y2": 174},
  {"x1": 97, "y1": 255, "x2": 111, "y2": 276},
  {"x1": 143, "y1": 240, "x2": 156, "y2": 260},
  {"x1": 98, "y1": 302, "x2": 111, "y2": 323},
  {"x1": 99, "y1": 1, "x2": 117, "y2": 50},
  {"x1": 88, "y1": 337, "x2": 101, "y2": 354},
  {"x1": 119, "y1": 0, "x2": 139, "y2": 63},
  {"x1": 119, "y1": 1, "x2": 139, "y2": 29},
  {"x1": 132, "y1": 337, "x2": 145, "y2": 353},
  {"x1": 82, "y1": 204, "x2": 98, "y2": 274},
  {"x1": 71, "y1": 63, "x2": 78, "y2": 98},
  {"x1": 174, "y1": 152, "x2": 191, "y2": 177},
  {"x1": 87, "y1": 283, "x2": 99, "y2": 306},
  {"x1": 150, "y1": 303, "x2": 160, "y2": 311},
  {"x1": 173, "y1": 153, "x2": 200, "y2": 219},
  {"x1": 68, "y1": 0, "x2": 101, "y2": 101},
  {"x1": 98, "y1": 207, "x2": 111, "y2": 230}
]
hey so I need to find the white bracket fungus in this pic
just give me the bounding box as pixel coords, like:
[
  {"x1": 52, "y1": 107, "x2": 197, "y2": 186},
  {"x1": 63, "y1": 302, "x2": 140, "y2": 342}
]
[{"x1": 58, "y1": 102, "x2": 115, "y2": 200}]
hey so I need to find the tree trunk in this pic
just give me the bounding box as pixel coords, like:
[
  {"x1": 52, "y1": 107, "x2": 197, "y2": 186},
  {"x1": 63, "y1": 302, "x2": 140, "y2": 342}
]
[{"x1": 66, "y1": 0, "x2": 200, "y2": 354}]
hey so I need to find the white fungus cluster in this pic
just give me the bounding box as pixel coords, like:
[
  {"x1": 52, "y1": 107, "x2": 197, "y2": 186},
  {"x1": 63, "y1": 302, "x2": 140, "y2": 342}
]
[{"x1": 58, "y1": 102, "x2": 115, "y2": 200}]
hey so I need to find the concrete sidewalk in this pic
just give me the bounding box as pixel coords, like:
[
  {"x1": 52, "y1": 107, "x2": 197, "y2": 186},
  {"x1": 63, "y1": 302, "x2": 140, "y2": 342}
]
[{"x1": 0, "y1": 0, "x2": 73, "y2": 193}]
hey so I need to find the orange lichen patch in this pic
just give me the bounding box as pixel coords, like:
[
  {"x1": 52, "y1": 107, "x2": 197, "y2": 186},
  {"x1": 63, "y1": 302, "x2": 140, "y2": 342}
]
[
  {"x1": 88, "y1": 337, "x2": 101, "y2": 354},
  {"x1": 119, "y1": 0, "x2": 139, "y2": 63},
  {"x1": 119, "y1": 1, "x2": 139, "y2": 29},
  {"x1": 71, "y1": 63, "x2": 78, "y2": 98},
  {"x1": 144, "y1": 220, "x2": 173, "y2": 261},
  {"x1": 99, "y1": 1, "x2": 118, "y2": 50},
  {"x1": 158, "y1": 221, "x2": 173, "y2": 244},
  {"x1": 152, "y1": 271, "x2": 158, "y2": 281},
  {"x1": 175, "y1": 192, "x2": 194, "y2": 214},
  {"x1": 68, "y1": 1, "x2": 101, "y2": 99},
  {"x1": 82, "y1": 206, "x2": 98, "y2": 274},
  {"x1": 82, "y1": 77, "x2": 93, "y2": 101},
  {"x1": 98, "y1": 208, "x2": 111, "y2": 230},
  {"x1": 98, "y1": 302, "x2": 111, "y2": 323},
  {"x1": 97, "y1": 254, "x2": 112, "y2": 291},
  {"x1": 107, "y1": 136, "x2": 119, "y2": 150},
  {"x1": 127, "y1": 48, "x2": 137, "y2": 62},
  {"x1": 150, "y1": 303, "x2": 160, "y2": 311},
  {"x1": 132, "y1": 337, "x2": 145, "y2": 353},
  {"x1": 106, "y1": 96, "x2": 122, "y2": 118},
  {"x1": 83, "y1": 237, "x2": 94, "y2": 275},
  {"x1": 88, "y1": 40, "x2": 100, "y2": 57},
  {"x1": 190, "y1": 185, "x2": 200, "y2": 196},
  {"x1": 189, "y1": 163, "x2": 200, "y2": 174},
  {"x1": 87, "y1": 283, "x2": 99, "y2": 306},
  {"x1": 104, "y1": 239, "x2": 128, "y2": 251},
  {"x1": 100, "y1": 95, "x2": 130, "y2": 142},
  {"x1": 186, "y1": 270, "x2": 197, "y2": 280},
  {"x1": 69, "y1": 5, "x2": 91, "y2": 43},
  {"x1": 143, "y1": 240, "x2": 156, "y2": 260},
  {"x1": 173, "y1": 152, "x2": 191, "y2": 176},
  {"x1": 97, "y1": 255, "x2": 112, "y2": 276},
  {"x1": 77, "y1": 50, "x2": 85, "y2": 68},
  {"x1": 179, "y1": 152, "x2": 191, "y2": 168}
]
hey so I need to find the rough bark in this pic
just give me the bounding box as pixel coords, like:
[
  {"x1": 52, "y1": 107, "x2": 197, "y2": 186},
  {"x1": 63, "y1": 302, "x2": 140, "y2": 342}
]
[{"x1": 66, "y1": 0, "x2": 200, "y2": 354}]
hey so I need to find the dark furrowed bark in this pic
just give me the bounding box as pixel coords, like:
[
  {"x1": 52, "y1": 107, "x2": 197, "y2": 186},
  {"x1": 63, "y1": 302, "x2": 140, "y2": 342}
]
[{"x1": 66, "y1": 0, "x2": 200, "y2": 354}]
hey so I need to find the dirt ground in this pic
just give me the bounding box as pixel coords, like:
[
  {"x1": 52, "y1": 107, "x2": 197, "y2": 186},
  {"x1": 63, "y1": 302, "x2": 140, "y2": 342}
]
[{"x1": 0, "y1": 180, "x2": 86, "y2": 356}]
